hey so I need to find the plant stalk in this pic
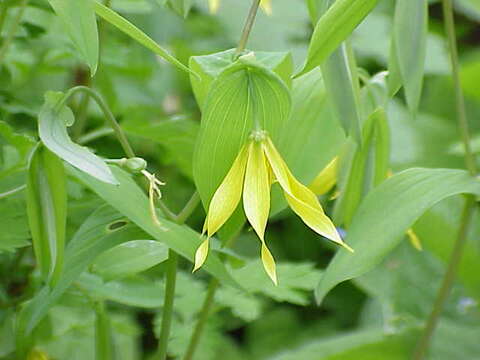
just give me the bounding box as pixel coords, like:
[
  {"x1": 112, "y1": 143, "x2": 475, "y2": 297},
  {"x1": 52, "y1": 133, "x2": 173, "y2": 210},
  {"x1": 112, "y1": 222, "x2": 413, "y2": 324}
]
[
  {"x1": 182, "y1": 279, "x2": 219, "y2": 360},
  {"x1": 156, "y1": 250, "x2": 178, "y2": 360},
  {"x1": 234, "y1": 0, "x2": 261, "y2": 58},
  {"x1": 413, "y1": 1, "x2": 478, "y2": 358},
  {"x1": 0, "y1": 0, "x2": 28, "y2": 64}
]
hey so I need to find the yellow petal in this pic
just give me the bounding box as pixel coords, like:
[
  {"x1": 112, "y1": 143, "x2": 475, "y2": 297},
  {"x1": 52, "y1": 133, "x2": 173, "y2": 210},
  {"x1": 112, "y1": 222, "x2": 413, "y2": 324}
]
[
  {"x1": 406, "y1": 228, "x2": 422, "y2": 251},
  {"x1": 243, "y1": 141, "x2": 270, "y2": 240},
  {"x1": 263, "y1": 138, "x2": 353, "y2": 252},
  {"x1": 208, "y1": 0, "x2": 220, "y2": 13},
  {"x1": 309, "y1": 157, "x2": 338, "y2": 195},
  {"x1": 260, "y1": 0, "x2": 272, "y2": 15},
  {"x1": 206, "y1": 144, "x2": 249, "y2": 237},
  {"x1": 193, "y1": 238, "x2": 209, "y2": 272},
  {"x1": 261, "y1": 242, "x2": 277, "y2": 285}
]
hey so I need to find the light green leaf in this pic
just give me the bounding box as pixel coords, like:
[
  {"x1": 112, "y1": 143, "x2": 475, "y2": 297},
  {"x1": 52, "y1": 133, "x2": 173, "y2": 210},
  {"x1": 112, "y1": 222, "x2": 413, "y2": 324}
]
[
  {"x1": 93, "y1": 0, "x2": 195, "y2": 76},
  {"x1": 193, "y1": 58, "x2": 291, "y2": 238},
  {"x1": 91, "y1": 240, "x2": 169, "y2": 280},
  {"x1": 38, "y1": 91, "x2": 118, "y2": 185},
  {"x1": 391, "y1": 0, "x2": 428, "y2": 112},
  {"x1": 316, "y1": 168, "x2": 480, "y2": 304},
  {"x1": 26, "y1": 145, "x2": 67, "y2": 286},
  {"x1": 16, "y1": 205, "x2": 145, "y2": 354},
  {"x1": 189, "y1": 49, "x2": 293, "y2": 110},
  {"x1": 69, "y1": 165, "x2": 237, "y2": 287},
  {"x1": 0, "y1": 196, "x2": 30, "y2": 253},
  {"x1": 295, "y1": 0, "x2": 378, "y2": 77},
  {"x1": 46, "y1": 0, "x2": 99, "y2": 75}
]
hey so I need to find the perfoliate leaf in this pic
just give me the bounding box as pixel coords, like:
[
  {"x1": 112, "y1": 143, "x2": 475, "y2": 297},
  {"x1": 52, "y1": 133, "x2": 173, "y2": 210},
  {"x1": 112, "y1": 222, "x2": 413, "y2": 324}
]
[
  {"x1": 296, "y1": 0, "x2": 378, "y2": 77},
  {"x1": 38, "y1": 91, "x2": 118, "y2": 185},
  {"x1": 391, "y1": 0, "x2": 428, "y2": 112},
  {"x1": 316, "y1": 168, "x2": 480, "y2": 304},
  {"x1": 47, "y1": 0, "x2": 99, "y2": 75},
  {"x1": 26, "y1": 145, "x2": 66, "y2": 286},
  {"x1": 193, "y1": 57, "x2": 291, "y2": 239}
]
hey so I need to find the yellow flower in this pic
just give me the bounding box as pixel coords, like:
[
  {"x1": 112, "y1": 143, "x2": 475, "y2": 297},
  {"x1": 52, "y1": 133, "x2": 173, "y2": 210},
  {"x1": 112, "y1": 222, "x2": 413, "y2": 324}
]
[
  {"x1": 194, "y1": 131, "x2": 353, "y2": 284},
  {"x1": 208, "y1": 0, "x2": 272, "y2": 15},
  {"x1": 309, "y1": 156, "x2": 338, "y2": 196}
]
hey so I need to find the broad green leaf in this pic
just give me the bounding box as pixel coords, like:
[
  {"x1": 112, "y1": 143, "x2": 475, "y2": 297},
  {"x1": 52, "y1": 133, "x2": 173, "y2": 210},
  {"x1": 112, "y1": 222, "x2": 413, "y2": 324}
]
[
  {"x1": 193, "y1": 58, "x2": 291, "y2": 239},
  {"x1": 295, "y1": 0, "x2": 378, "y2": 77},
  {"x1": 316, "y1": 168, "x2": 480, "y2": 304},
  {"x1": 305, "y1": 0, "x2": 329, "y2": 23},
  {"x1": 91, "y1": 240, "x2": 169, "y2": 280},
  {"x1": 93, "y1": 0, "x2": 195, "y2": 76},
  {"x1": 46, "y1": 0, "x2": 99, "y2": 74},
  {"x1": 391, "y1": 0, "x2": 428, "y2": 112},
  {"x1": 38, "y1": 91, "x2": 118, "y2": 185},
  {"x1": 165, "y1": 0, "x2": 192, "y2": 18},
  {"x1": 26, "y1": 145, "x2": 66, "y2": 285},
  {"x1": 69, "y1": 165, "x2": 237, "y2": 287},
  {"x1": 16, "y1": 205, "x2": 145, "y2": 354},
  {"x1": 189, "y1": 49, "x2": 293, "y2": 110},
  {"x1": 0, "y1": 195, "x2": 30, "y2": 253}
]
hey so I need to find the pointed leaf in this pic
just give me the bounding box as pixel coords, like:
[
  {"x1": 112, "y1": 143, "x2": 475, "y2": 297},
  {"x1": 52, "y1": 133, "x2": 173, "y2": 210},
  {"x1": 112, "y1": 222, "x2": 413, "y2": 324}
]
[
  {"x1": 296, "y1": 0, "x2": 378, "y2": 77},
  {"x1": 38, "y1": 91, "x2": 118, "y2": 184},
  {"x1": 316, "y1": 168, "x2": 480, "y2": 304},
  {"x1": 47, "y1": 0, "x2": 98, "y2": 74},
  {"x1": 165, "y1": 0, "x2": 192, "y2": 18}
]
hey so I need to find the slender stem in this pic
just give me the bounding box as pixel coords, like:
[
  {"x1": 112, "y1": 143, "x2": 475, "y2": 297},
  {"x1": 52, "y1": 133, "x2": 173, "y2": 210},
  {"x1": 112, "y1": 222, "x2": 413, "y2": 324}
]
[
  {"x1": 0, "y1": 0, "x2": 28, "y2": 64},
  {"x1": 78, "y1": 127, "x2": 114, "y2": 145},
  {"x1": 72, "y1": 92, "x2": 91, "y2": 140},
  {"x1": 0, "y1": 184, "x2": 26, "y2": 199},
  {"x1": 234, "y1": 0, "x2": 261, "y2": 58},
  {"x1": 57, "y1": 86, "x2": 135, "y2": 158},
  {"x1": 413, "y1": 197, "x2": 476, "y2": 360},
  {"x1": 413, "y1": 1, "x2": 478, "y2": 358},
  {"x1": 156, "y1": 250, "x2": 178, "y2": 360},
  {"x1": 182, "y1": 279, "x2": 219, "y2": 360},
  {"x1": 176, "y1": 192, "x2": 201, "y2": 224}
]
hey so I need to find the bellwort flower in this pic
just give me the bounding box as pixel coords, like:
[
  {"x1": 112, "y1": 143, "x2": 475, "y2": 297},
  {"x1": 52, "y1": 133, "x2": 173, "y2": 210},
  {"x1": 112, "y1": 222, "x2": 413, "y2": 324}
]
[{"x1": 194, "y1": 130, "x2": 353, "y2": 284}]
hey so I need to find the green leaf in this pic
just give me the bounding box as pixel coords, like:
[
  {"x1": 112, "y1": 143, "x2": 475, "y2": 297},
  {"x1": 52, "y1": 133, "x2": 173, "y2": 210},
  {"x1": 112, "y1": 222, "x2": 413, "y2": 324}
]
[
  {"x1": 232, "y1": 260, "x2": 322, "y2": 305},
  {"x1": 16, "y1": 205, "x2": 145, "y2": 354},
  {"x1": 46, "y1": 0, "x2": 99, "y2": 75},
  {"x1": 93, "y1": 0, "x2": 195, "y2": 76},
  {"x1": 0, "y1": 121, "x2": 34, "y2": 166},
  {"x1": 295, "y1": 0, "x2": 378, "y2": 77},
  {"x1": 26, "y1": 145, "x2": 67, "y2": 285},
  {"x1": 91, "y1": 240, "x2": 169, "y2": 280},
  {"x1": 316, "y1": 168, "x2": 480, "y2": 304},
  {"x1": 0, "y1": 196, "x2": 30, "y2": 253},
  {"x1": 391, "y1": 0, "x2": 428, "y2": 112},
  {"x1": 69, "y1": 165, "x2": 238, "y2": 287},
  {"x1": 193, "y1": 58, "x2": 291, "y2": 238},
  {"x1": 189, "y1": 49, "x2": 293, "y2": 110},
  {"x1": 38, "y1": 91, "x2": 118, "y2": 185},
  {"x1": 165, "y1": 0, "x2": 192, "y2": 18}
]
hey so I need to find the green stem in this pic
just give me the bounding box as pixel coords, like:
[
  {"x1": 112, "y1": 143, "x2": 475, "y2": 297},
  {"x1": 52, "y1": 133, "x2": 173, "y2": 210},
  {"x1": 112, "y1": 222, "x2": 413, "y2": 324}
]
[
  {"x1": 182, "y1": 279, "x2": 219, "y2": 360},
  {"x1": 155, "y1": 191, "x2": 201, "y2": 359},
  {"x1": 0, "y1": 0, "x2": 28, "y2": 64},
  {"x1": 156, "y1": 250, "x2": 178, "y2": 360},
  {"x1": 78, "y1": 127, "x2": 114, "y2": 145},
  {"x1": 0, "y1": 1, "x2": 10, "y2": 35},
  {"x1": 413, "y1": 1, "x2": 478, "y2": 358},
  {"x1": 234, "y1": 0, "x2": 261, "y2": 58},
  {"x1": 57, "y1": 86, "x2": 135, "y2": 158},
  {"x1": 72, "y1": 92, "x2": 91, "y2": 140},
  {"x1": 413, "y1": 197, "x2": 476, "y2": 360}
]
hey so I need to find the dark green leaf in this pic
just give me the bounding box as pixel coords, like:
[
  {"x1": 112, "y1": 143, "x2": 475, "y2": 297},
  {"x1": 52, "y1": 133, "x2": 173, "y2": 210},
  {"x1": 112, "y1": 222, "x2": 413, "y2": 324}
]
[
  {"x1": 316, "y1": 168, "x2": 480, "y2": 304},
  {"x1": 26, "y1": 145, "x2": 67, "y2": 285}
]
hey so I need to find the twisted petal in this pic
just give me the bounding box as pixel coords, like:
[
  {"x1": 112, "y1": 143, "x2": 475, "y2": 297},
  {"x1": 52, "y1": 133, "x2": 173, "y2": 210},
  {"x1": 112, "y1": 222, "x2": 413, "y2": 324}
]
[
  {"x1": 243, "y1": 141, "x2": 277, "y2": 284},
  {"x1": 263, "y1": 138, "x2": 353, "y2": 252},
  {"x1": 309, "y1": 156, "x2": 338, "y2": 195},
  {"x1": 206, "y1": 144, "x2": 249, "y2": 237}
]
